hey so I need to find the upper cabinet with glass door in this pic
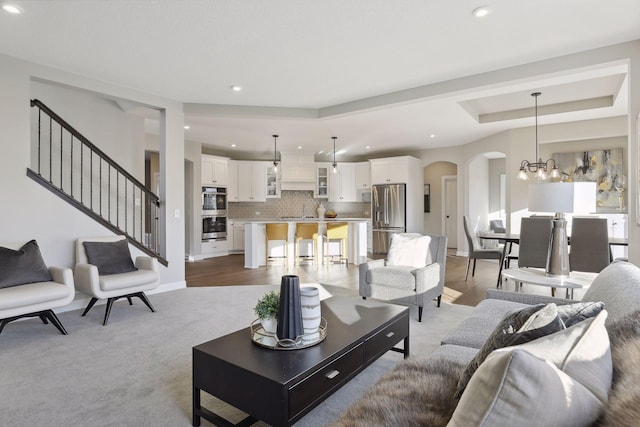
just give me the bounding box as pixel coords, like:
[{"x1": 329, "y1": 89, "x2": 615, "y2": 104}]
[
  {"x1": 315, "y1": 163, "x2": 329, "y2": 198},
  {"x1": 266, "y1": 164, "x2": 280, "y2": 198}
]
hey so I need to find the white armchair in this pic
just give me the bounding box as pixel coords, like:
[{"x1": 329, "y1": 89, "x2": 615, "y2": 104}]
[
  {"x1": 0, "y1": 240, "x2": 75, "y2": 335},
  {"x1": 74, "y1": 236, "x2": 159, "y2": 325},
  {"x1": 359, "y1": 233, "x2": 448, "y2": 322}
]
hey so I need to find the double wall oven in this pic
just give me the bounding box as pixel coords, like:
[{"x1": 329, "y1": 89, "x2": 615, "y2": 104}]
[{"x1": 202, "y1": 186, "x2": 227, "y2": 241}]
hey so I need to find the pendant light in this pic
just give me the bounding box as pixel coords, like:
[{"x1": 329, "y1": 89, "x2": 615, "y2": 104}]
[
  {"x1": 272, "y1": 134, "x2": 279, "y2": 172},
  {"x1": 516, "y1": 92, "x2": 560, "y2": 181},
  {"x1": 331, "y1": 136, "x2": 338, "y2": 173}
]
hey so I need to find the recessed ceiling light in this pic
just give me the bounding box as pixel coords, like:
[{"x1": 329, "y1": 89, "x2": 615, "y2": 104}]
[
  {"x1": 183, "y1": 125, "x2": 190, "y2": 130},
  {"x1": 230, "y1": 85, "x2": 242, "y2": 92},
  {"x1": 429, "y1": 134, "x2": 436, "y2": 138},
  {"x1": 2, "y1": 3, "x2": 23, "y2": 14},
  {"x1": 365, "y1": 146, "x2": 370, "y2": 149},
  {"x1": 297, "y1": 146, "x2": 302, "y2": 149},
  {"x1": 231, "y1": 144, "x2": 236, "y2": 147},
  {"x1": 472, "y1": 6, "x2": 490, "y2": 17}
]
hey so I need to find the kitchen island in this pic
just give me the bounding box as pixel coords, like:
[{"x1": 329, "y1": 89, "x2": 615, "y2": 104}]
[{"x1": 243, "y1": 218, "x2": 368, "y2": 269}]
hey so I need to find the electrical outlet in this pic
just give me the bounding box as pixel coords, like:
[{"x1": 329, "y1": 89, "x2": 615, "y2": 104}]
[{"x1": 255, "y1": 212, "x2": 260, "y2": 216}]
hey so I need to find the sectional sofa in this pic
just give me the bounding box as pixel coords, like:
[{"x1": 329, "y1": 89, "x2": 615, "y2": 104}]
[{"x1": 333, "y1": 261, "x2": 640, "y2": 426}]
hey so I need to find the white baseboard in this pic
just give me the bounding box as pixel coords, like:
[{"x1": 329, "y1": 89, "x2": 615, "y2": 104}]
[{"x1": 54, "y1": 280, "x2": 187, "y2": 314}]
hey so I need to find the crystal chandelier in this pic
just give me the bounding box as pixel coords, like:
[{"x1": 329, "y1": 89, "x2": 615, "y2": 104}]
[{"x1": 516, "y1": 92, "x2": 560, "y2": 181}]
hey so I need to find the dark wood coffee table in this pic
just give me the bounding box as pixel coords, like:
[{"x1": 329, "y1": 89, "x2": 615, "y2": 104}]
[{"x1": 193, "y1": 295, "x2": 409, "y2": 427}]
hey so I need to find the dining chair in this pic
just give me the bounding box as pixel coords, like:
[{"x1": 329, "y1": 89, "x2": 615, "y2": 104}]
[
  {"x1": 569, "y1": 217, "x2": 610, "y2": 273},
  {"x1": 463, "y1": 216, "x2": 502, "y2": 280},
  {"x1": 517, "y1": 216, "x2": 553, "y2": 269}
]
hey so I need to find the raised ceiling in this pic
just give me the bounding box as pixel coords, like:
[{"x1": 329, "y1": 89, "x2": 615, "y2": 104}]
[{"x1": 1, "y1": 0, "x2": 639, "y2": 159}]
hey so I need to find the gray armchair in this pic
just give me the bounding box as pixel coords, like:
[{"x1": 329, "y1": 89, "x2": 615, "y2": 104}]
[{"x1": 359, "y1": 233, "x2": 447, "y2": 322}]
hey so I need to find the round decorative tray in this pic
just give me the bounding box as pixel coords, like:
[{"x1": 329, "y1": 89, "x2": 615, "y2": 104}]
[{"x1": 250, "y1": 318, "x2": 327, "y2": 350}]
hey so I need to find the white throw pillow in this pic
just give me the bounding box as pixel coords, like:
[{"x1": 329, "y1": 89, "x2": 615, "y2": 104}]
[
  {"x1": 448, "y1": 311, "x2": 612, "y2": 427},
  {"x1": 386, "y1": 234, "x2": 430, "y2": 269}
]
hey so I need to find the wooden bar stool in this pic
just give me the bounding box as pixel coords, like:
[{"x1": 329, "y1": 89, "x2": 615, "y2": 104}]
[
  {"x1": 265, "y1": 223, "x2": 289, "y2": 268},
  {"x1": 324, "y1": 222, "x2": 348, "y2": 266},
  {"x1": 295, "y1": 223, "x2": 319, "y2": 267}
]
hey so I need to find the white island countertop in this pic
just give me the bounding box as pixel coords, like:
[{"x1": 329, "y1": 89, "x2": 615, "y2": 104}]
[{"x1": 243, "y1": 219, "x2": 368, "y2": 268}]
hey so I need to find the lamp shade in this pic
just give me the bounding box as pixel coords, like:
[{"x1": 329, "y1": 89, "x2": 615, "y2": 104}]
[{"x1": 528, "y1": 182, "x2": 596, "y2": 214}]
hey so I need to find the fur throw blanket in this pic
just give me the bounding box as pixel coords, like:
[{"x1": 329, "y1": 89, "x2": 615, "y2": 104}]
[
  {"x1": 332, "y1": 357, "x2": 464, "y2": 427},
  {"x1": 597, "y1": 310, "x2": 640, "y2": 426}
]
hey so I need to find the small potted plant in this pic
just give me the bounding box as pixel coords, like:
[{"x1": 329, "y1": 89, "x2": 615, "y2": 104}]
[{"x1": 254, "y1": 290, "x2": 279, "y2": 334}]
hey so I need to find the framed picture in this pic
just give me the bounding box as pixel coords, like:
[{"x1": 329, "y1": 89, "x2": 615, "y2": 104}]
[
  {"x1": 552, "y1": 148, "x2": 624, "y2": 210},
  {"x1": 424, "y1": 184, "x2": 430, "y2": 213}
]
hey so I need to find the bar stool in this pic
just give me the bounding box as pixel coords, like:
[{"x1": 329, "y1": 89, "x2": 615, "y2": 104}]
[
  {"x1": 295, "y1": 223, "x2": 319, "y2": 267},
  {"x1": 265, "y1": 223, "x2": 289, "y2": 268},
  {"x1": 324, "y1": 222, "x2": 348, "y2": 266}
]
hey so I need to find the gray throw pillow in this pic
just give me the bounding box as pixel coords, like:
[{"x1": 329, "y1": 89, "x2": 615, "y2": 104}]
[
  {"x1": 454, "y1": 303, "x2": 564, "y2": 398},
  {"x1": 558, "y1": 301, "x2": 604, "y2": 328},
  {"x1": 0, "y1": 240, "x2": 53, "y2": 288},
  {"x1": 83, "y1": 239, "x2": 138, "y2": 275}
]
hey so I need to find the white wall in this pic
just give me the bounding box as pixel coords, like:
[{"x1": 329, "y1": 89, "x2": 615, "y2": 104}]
[
  {"x1": 467, "y1": 156, "x2": 490, "y2": 242},
  {"x1": 0, "y1": 53, "x2": 186, "y2": 293},
  {"x1": 423, "y1": 161, "x2": 457, "y2": 235}
]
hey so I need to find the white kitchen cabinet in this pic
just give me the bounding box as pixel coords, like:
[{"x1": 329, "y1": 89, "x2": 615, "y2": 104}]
[
  {"x1": 238, "y1": 162, "x2": 267, "y2": 202},
  {"x1": 201, "y1": 155, "x2": 228, "y2": 186},
  {"x1": 233, "y1": 221, "x2": 245, "y2": 251},
  {"x1": 266, "y1": 165, "x2": 280, "y2": 198},
  {"x1": 227, "y1": 160, "x2": 239, "y2": 202},
  {"x1": 227, "y1": 220, "x2": 245, "y2": 253},
  {"x1": 370, "y1": 157, "x2": 411, "y2": 185},
  {"x1": 328, "y1": 163, "x2": 357, "y2": 202},
  {"x1": 201, "y1": 240, "x2": 228, "y2": 257},
  {"x1": 315, "y1": 164, "x2": 329, "y2": 198},
  {"x1": 355, "y1": 162, "x2": 371, "y2": 190}
]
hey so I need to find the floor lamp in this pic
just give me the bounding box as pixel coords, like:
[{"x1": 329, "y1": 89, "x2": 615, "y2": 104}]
[{"x1": 528, "y1": 182, "x2": 596, "y2": 277}]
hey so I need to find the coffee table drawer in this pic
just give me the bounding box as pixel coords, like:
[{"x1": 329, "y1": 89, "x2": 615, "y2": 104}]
[
  {"x1": 365, "y1": 315, "x2": 408, "y2": 363},
  {"x1": 289, "y1": 343, "x2": 364, "y2": 417}
]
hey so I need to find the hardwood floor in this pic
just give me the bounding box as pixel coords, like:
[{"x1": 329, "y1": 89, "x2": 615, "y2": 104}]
[{"x1": 185, "y1": 249, "x2": 511, "y2": 307}]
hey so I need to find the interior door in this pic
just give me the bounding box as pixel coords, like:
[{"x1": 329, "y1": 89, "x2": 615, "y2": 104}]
[{"x1": 444, "y1": 177, "x2": 457, "y2": 249}]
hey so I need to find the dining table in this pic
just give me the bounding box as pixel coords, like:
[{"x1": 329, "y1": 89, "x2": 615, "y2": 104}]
[{"x1": 477, "y1": 232, "x2": 629, "y2": 287}]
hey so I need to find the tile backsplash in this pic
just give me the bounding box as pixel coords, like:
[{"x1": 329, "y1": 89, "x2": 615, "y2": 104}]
[{"x1": 228, "y1": 191, "x2": 370, "y2": 219}]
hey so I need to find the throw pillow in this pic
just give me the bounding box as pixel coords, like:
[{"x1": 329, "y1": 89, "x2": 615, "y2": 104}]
[
  {"x1": 449, "y1": 350, "x2": 605, "y2": 427},
  {"x1": 0, "y1": 240, "x2": 53, "y2": 289},
  {"x1": 83, "y1": 239, "x2": 137, "y2": 275},
  {"x1": 581, "y1": 261, "x2": 640, "y2": 325},
  {"x1": 557, "y1": 301, "x2": 604, "y2": 328},
  {"x1": 454, "y1": 303, "x2": 563, "y2": 398},
  {"x1": 386, "y1": 234, "x2": 430, "y2": 269},
  {"x1": 449, "y1": 311, "x2": 612, "y2": 427},
  {"x1": 332, "y1": 357, "x2": 464, "y2": 427}
]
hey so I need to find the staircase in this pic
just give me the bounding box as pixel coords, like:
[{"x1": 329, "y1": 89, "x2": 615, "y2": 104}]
[{"x1": 28, "y1": 99, "x2": 167, "y2": 266}]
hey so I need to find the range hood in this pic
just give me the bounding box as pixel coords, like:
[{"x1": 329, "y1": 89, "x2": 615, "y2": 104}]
[
  {"x1": 279, "y1": 152, "x2": 316, "y2": 191},
  {"x1": 281, "y1": 180, "x2": 315, "y2": 191}
]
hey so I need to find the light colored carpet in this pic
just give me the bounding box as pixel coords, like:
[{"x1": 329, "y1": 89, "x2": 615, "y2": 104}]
[{"x1": 0, "y1": 284, "x2": 472, "y2": 426}]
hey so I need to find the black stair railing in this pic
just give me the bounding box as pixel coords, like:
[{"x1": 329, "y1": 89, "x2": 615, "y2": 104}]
[{"x1": 28, "y1": 99, "x2": 167, "y2": 266}]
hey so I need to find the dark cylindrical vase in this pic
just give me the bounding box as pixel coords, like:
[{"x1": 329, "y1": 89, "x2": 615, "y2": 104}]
[{"x1": 277, "y1": 275, "x2": 304, "y2": 342}]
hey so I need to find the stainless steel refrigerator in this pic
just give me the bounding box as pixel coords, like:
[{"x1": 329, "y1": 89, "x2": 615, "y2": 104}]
[{"x1": 372, "y1": 183, "x2": 406, "y2": 253}]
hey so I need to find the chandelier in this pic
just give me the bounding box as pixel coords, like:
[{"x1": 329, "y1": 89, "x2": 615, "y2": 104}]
[{"x1": 516, "y1": 92, "x2": 560, "y2": 181}]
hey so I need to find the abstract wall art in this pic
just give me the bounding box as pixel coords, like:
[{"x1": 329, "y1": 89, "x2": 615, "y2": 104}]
[{"x1": 552, "y1": 148, "x2": 624, "y2": 210}]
